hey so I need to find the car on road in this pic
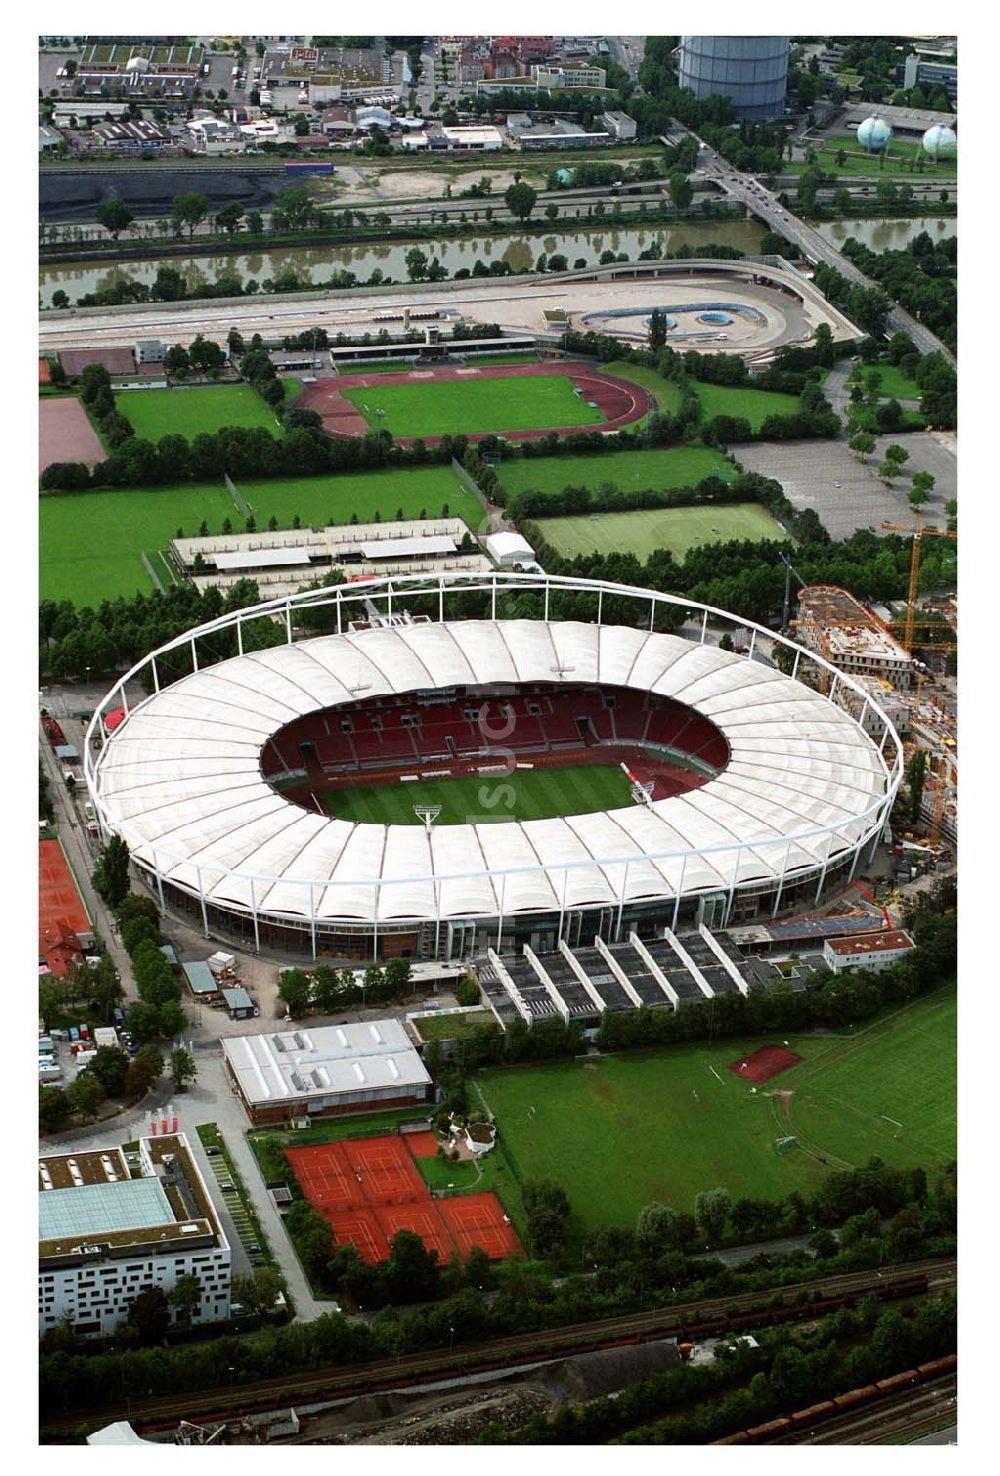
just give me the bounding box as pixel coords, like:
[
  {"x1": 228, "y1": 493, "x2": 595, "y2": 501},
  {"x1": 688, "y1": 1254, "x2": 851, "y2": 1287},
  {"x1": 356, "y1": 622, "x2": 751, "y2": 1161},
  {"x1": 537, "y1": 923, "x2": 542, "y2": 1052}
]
[{"x1": 247, "y1": 1243, "x2": 262, "y2": 1255}]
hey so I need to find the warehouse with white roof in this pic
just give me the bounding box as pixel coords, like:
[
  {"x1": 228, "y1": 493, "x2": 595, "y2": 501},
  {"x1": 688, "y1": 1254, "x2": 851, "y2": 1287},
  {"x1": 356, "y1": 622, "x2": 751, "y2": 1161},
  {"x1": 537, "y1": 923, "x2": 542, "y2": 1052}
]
[
  {"x1": 85, "y1": 572, "x2": 902, "y2": 964},
  {"x1": 221, "y1": 1019, "x2": 433, "y2": 1124}
]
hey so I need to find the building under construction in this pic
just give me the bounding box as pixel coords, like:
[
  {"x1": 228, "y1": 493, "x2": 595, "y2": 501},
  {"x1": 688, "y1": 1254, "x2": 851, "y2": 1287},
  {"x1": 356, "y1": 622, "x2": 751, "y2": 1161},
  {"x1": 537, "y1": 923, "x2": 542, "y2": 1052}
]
[{"x1": 796, "y1": 586, "x2": 915, "y2": 691}]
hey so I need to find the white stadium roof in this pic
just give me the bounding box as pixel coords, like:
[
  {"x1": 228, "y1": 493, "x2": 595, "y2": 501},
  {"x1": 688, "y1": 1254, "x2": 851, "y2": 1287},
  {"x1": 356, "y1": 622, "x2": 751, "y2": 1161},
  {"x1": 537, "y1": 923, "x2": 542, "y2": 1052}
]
[{"x1": 93, "y1": 619, "x2": 889, "y2": 923}]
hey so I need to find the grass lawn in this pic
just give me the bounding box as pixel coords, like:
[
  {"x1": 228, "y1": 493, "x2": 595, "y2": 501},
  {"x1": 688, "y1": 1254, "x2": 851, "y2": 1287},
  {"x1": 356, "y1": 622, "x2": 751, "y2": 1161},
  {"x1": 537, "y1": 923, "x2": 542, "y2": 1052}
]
[
  {"x1": 497, "y1": 446, "x2": 733, "y2": 499},
  {"x1": 412, "y1": 1010, "x2": 495, "y2": 1042},
  {"x1": 39, "y1": 466, "x2": 480, "y2": 606},
  {"x1": 475, "y1": 989, "x2": 956, "y2": 1229},
  {"x1": 343, "y1": 374, "x2": 605, "y2": 437},
  {"x1": 321, "y1": 763, "x2": 634, "y2": 826},
  {"x1": 602, "y1": 361, "x2": 684, "y2": 417},
  {"x1": 849, "y1": 363, "x2": 923, "y2": 401},
  {"x1": 116, "y1": 381, "x2": 300, "y2": 440},
  {"x1": 693, "y1": 381, "x2": 801, "y2": 431},
  {"x1": 846, "y1": 403, "x2": 926, "y2": 433},
  {"x1": 533, "y1": 502, "x2": 790, "y2": 561},
  {"x1": 788, "y1": 989, "x2": 957, "y2": 1170},
  {"x1": 416, "y1": 1156, "x2": 483, "y2": 1191},
  {"x1": 786, "y1": 142, "x2": 957, "y2": 177}
]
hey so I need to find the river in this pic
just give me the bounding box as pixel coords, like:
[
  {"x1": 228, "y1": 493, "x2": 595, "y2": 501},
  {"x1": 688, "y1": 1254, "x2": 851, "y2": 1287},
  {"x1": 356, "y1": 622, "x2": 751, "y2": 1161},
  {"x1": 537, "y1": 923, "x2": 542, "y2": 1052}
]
[
  {"x1": 38, "y1": 220, "x2": 768, "y2": 306},
  {"x1": 813, "y1": 215, "x2": 955, "y2": 252}
]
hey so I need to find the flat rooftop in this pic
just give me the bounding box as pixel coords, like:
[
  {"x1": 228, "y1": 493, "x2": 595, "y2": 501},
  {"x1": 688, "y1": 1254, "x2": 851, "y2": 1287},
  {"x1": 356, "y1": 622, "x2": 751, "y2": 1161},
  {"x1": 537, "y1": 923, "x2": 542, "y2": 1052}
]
[
  {"x1": 39, "y1": 1176, "x2": 172, "y2": 1242},
  {"x1": 827, "y1": 929, "x2": 914, "y2": 956},
  {"x1": 222, "y1": 1018, "x2": 431, "y2": 1107}
]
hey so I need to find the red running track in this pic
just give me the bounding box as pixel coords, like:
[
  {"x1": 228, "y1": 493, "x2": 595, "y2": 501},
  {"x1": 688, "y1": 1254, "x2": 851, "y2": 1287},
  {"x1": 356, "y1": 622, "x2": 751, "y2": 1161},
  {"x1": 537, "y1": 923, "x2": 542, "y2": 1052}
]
[{"x1": 295, "y1": 360, "x2": 652, "y2": 446}]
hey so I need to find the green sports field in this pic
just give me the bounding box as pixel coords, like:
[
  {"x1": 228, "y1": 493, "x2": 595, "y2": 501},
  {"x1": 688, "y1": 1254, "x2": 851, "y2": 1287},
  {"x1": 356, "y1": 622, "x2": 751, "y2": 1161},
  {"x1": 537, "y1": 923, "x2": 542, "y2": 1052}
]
[
  {"x1": 693, "y1": 381, "x2": 801, "y2": 432},
  {"x1": 115, "y1": 382, "x2": 300, "y2": 440},
  {"x1": 343, "y1": 374, "x2": 606, "y2": 437},
  {"x1": 533, "y1": 502, "x2": 790, "y2": 561},
  {"x1": 39, "y1": 466, "x2": 480, "y2": 607},
  {"x1": 497, "y1": 446, "x2": 733, "y2": 499},
  {"x1": 476, "y1": 989, "x2": 956, "y2": 1229},
  {"x1": 321, "y1": 763, "x2": 634, "y2": 825}
]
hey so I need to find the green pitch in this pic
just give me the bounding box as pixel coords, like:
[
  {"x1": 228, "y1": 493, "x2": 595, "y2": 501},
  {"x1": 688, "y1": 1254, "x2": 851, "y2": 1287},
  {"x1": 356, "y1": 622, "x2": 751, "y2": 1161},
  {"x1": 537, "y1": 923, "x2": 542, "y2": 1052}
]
[
  {"x1": 114, "y1": 383, "x2": 300, "y2": 441},
  {"x1": 533, "y1": 502, "x2": 790, "y2": 561},
  {"x1": 498, "y1": 446, "x2": 733, "y2": 499},
  {"x1": 476, "y1": 989, "x2": 956, "y2": 1228},
  {"x1": 39, "y1": 466, "x2": 479, "y2": 607},
  {"x1": 342, "y1": 374, "x2": 606, "y2": 437},
  {"x1": 321, "y1": 763, "x2": 634, "y2": 825},
  {"x1": 693, "y1": 381, "x2": 801, "y2": 432}
]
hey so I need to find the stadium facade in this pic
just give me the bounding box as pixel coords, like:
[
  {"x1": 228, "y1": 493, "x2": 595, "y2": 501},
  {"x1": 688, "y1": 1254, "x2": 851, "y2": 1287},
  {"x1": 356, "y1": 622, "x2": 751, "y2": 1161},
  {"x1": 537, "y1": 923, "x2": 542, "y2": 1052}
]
[{"x1": 86, "y1": 574, "x2": 902, "y2": 964}]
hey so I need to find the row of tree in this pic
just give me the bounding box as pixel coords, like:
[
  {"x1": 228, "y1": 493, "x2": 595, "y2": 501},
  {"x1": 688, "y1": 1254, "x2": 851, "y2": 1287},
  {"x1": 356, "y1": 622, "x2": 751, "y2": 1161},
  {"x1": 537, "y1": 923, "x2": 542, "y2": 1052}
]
[
  {"x1": 40, "y1": 1152, "x2": 956, "y2": 1413},
  {"x1": 276, "y1": 958, "x2": 413, "y2": 1018}
]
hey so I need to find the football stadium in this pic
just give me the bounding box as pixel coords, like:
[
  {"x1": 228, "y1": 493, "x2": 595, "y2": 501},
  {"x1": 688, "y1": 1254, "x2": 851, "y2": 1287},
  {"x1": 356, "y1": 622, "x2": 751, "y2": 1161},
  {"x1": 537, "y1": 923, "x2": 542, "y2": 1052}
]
[{"x1": 85, "y1": 573, "x2": 902, "y2": 964}]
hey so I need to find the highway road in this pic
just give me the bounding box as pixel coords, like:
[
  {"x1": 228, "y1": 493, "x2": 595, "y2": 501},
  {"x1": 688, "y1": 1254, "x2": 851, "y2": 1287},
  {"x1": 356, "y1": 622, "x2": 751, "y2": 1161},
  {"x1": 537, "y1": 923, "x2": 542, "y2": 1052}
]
[{"x1": 694, "y1": 138, "x2": 955, "y2": 365}]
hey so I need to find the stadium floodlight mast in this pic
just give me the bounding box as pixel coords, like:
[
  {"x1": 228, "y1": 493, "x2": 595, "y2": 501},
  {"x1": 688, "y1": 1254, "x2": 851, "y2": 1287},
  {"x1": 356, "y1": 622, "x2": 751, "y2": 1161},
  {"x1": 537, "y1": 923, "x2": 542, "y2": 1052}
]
[
  {"x1": 620, "y1": 761, "x2": 655, "y2": 809},
  {"x1": 414, "y1": 804, "x2": 442, "y2": 833}
]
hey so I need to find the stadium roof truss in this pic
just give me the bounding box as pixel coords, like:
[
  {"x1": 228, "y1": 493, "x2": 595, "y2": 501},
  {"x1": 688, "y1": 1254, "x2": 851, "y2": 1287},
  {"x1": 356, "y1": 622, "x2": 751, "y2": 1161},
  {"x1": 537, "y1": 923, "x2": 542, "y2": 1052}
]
[{"x1": 86, "y1": 573, "x2": 903, "y2": 952}]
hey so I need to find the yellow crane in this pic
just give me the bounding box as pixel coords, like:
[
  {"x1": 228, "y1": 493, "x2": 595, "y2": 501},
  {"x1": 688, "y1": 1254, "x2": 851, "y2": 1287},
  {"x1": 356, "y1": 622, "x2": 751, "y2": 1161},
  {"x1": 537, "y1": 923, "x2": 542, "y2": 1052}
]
[{"x1": 879, "y1": 515, "x2": 958, "y2": 655}]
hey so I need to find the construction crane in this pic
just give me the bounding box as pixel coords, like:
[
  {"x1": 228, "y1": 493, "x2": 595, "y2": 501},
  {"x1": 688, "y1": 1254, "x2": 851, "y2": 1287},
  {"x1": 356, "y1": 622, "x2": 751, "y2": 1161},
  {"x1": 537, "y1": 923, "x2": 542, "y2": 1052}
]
[{"x1": 879, "y1": 515, "x2": 958, "y2": 655}]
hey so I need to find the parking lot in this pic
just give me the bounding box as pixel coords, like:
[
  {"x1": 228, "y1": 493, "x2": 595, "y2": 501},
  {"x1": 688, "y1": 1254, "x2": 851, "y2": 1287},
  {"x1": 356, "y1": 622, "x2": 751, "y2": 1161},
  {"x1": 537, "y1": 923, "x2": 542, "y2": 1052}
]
[{"x1": 738, "y1": 433, "x2": 956, "y2": 540}]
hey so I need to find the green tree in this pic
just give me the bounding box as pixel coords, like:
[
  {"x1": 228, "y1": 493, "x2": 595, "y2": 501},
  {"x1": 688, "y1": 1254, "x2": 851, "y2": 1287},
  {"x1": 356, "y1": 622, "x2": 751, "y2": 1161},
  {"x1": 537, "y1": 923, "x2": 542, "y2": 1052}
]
[
  {"x1": 902, "y1": 748, "x2": 927, "y2": 824},
  {"x1": 39, "y1": 1084, "x2": 71, "y2": 1133},
  {"x1": 122, "y1": 1286, "x2": 170, "y2": 1346},
  {"x1": 172, "y1": 191, "x2": 211, "y2": 240},
  {"x1": 87, "y1": 956, "x2": 124, "y2": 1024},
  {"x1": 278, "y1": 968, "x2": 311, "y2": 1018},
  {"x1": 648, "y1": 308, "x2": 669, "y2": 352},
  {"x1": 231, "y1": 1264, "x2": 284, "y2": 1316},
  {"x1": 668, "y1": 171, "x2": 693, "y2": 209},
  {"x1": 849, "y1": 430, "x2": 876, "y2": 462},
  {"x1": 405, "y1": 246, "x2": 429, "y2": 282},
  {"x1": 636, "y1": 1201, "x2": 685, "y2": 1253},
  {"x1": 695, "y1": 1187, "x2": 731, "y2": 1245},
  {"x1": 125, "y1": 1043, "x2": 164, "y2": 1098},
  {"x1": 65, "y1": 1072, "x2": 105, "y2": 1122},
  {"x1": 545, "y1": 201, "x2": 559, "y2": 222},
  {"x1": 92, "y1": 835, "x2": 130, "y2": 907},
  {"x1": 504, "y1": 181, "x2": 538, "y2": 220},
  {"x1": 454, "y1": 975, "x2": 481, "y2": 1007},
  {"x1": 86, "y1": 1046, "x2": 129, "y2": 1097},
  {"x1": 95, "y1": 199, "x2": 135, "y2": 240},
  {"x1": 169, "y1": 1046, "x2": 197, "y2": 1092},
  {"x1": 168, "y1": 1272, "x2": 202, "y2": 1326}
]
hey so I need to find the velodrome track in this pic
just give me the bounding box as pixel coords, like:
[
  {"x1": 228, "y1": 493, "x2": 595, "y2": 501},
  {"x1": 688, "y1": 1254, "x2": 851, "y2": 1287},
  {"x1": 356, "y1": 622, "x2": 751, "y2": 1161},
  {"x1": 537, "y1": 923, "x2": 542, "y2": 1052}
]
[{"x1": 37, "y1": 262, "x2": 852, "y2": 356}]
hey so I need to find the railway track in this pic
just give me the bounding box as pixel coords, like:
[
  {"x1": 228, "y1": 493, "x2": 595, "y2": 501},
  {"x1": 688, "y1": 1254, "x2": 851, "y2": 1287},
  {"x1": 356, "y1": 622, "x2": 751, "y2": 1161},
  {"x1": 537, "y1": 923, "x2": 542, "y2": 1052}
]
[
  {"x1": 774, "y1": 1375, "x2": 957, "y2": 1445},
  {"x1": 40, "y1": 1258, "x2": 954, "y2": 1438}
]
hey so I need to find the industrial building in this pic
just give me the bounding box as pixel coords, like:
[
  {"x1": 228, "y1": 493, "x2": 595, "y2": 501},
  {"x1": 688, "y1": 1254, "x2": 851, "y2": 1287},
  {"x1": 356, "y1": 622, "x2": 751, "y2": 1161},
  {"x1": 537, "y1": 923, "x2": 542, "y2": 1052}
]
[
  {"x1": 91, "y1": 120, "x2": 173, "y2": 151},
  {"x1": 38, "y1": 1134, "x2": 230, "y2": 1339},
  {"x1": 221, "y1": 1019, "x2": 433, "y2": 1125},
  {"x1": 677, "y1": 36, "x2": 789, "y2": 122},
  {"x1": 532, "y1": 62, "x2": 607, "y2": 90},
  {"x1": 601, "y1": 110, "x2": 637, "y2": 141},
  {"x1": 441, "y1": 125, "x2": 504, "y2": 151}
]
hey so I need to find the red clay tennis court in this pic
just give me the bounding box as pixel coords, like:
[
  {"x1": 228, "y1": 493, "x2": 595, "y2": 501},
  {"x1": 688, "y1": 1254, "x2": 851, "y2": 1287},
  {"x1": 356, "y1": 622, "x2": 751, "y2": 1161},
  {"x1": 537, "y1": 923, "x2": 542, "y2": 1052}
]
[
  {"x1": 39, "y1": 839, "x2": 91, "y2": 973},
  {"x1": 438, "y1": 1193, "x2": 522, "y2": 1259},
  {"x1": 375, "y1": 1202, "x2": 454, "y2": 1263},
  {"x1": 285, "y1": 1141, "x2": 362, "y2": 1211},
  {"x1": 286, "y1": 1132, "x2": 523, "y2": 1265},
  {"x1": 727, "y1": 1044, "x2": 803, "y2": 1084},
  {"x1": 403, "y1": 1130, "x2": 440, "y2": 1160},
  {"x1": 328, "y1": 1206, "x2": 390, "y2": 1263},
  {"x1": 341, "y1": 1134, "x2": 428, "y2": 1202}
]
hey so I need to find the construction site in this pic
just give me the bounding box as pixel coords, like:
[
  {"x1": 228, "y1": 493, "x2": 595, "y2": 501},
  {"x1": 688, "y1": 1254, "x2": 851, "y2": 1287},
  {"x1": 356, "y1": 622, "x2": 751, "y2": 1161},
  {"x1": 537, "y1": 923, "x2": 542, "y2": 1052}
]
[{"x1": 790, "y1": 515, "x2": 957, "y2": 891}]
